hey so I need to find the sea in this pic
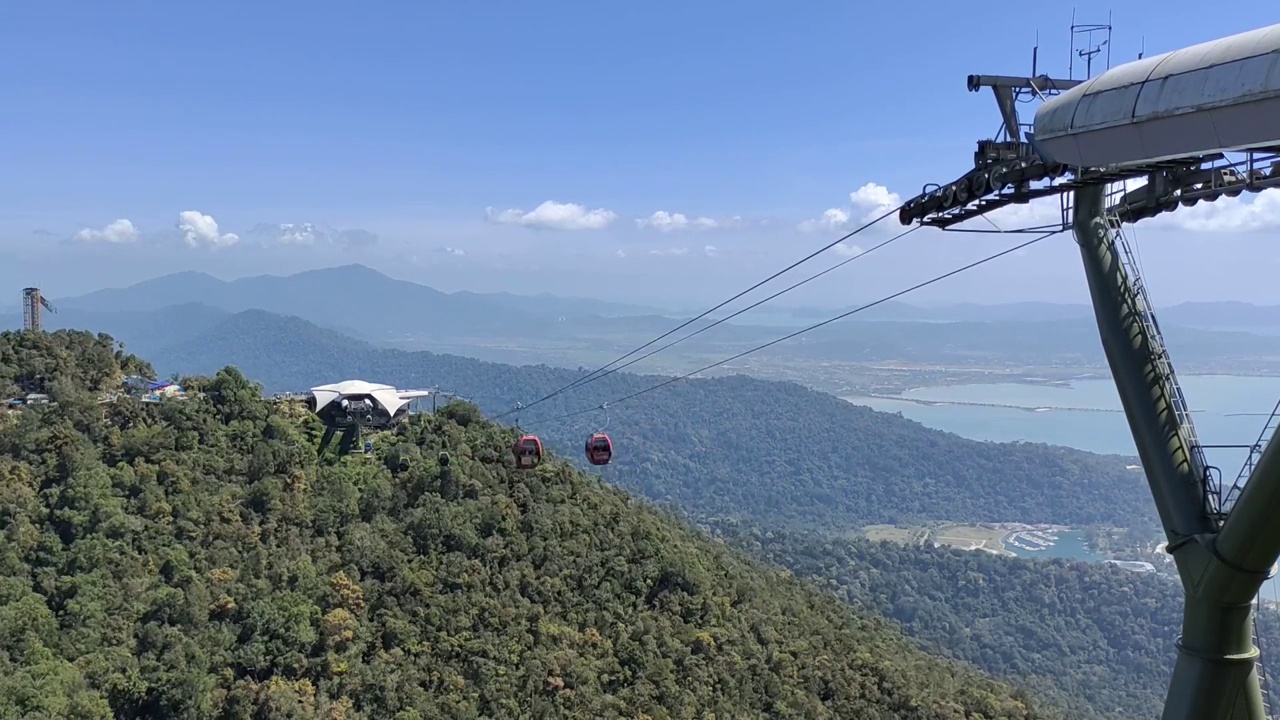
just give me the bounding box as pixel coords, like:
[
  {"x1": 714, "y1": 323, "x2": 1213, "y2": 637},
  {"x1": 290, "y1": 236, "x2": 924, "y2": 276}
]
[
  {"x1": 845, "y1": 374, "x2": 1280, "y2": 599},
  {"x1": 846, "y1": 374, "x2": 1280, "y2": 472}
]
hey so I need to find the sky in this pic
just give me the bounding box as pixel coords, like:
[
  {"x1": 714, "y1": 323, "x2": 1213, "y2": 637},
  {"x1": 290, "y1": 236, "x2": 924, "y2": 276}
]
[{"x1": 1, "y1": 0, "x2": 1277, "y2": 310}]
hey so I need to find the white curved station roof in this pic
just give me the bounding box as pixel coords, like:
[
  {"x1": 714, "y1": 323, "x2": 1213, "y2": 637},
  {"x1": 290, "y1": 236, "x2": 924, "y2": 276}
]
[
  {"x1": 310, "y1": 380, "x2": 409, "y2": 414},
  {"x1": 1034, "y1": 23, "x2": 1280, "y2": 168}
]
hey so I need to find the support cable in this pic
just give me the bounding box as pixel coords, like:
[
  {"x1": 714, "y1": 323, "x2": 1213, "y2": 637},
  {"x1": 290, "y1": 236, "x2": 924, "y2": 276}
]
[
  {"x1": 524, "y1": 229, "x2": 1060, "y2": 426},
  {"x1": 548, "y1": 224, "x2": 923, "y2": 391},
  {"x1": 493, "y1": 204, "x2": 904, "y2": 420}
]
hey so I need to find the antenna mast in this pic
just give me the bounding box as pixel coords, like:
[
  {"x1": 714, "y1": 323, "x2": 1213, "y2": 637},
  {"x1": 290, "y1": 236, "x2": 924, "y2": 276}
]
[{"x1": 1069, "y1": 8, "x2": 1114, "y2": 80}]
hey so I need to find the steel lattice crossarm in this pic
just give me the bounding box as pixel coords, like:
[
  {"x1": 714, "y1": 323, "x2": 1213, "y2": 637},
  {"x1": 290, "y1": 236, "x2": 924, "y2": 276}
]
[
  {"x1": 901, "y1": 149, "x2": 1280, "y2": 231},
  {"x1": 898, "y1": 23, "x2": 1280, "y2": 234}
]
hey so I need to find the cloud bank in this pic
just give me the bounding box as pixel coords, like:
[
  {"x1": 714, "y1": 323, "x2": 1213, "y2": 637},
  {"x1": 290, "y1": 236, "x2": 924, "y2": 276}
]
[
  {"x1": 178, "y1": 211, "x2": 240, "y2": 248},
  {"x1": 635, "y1": 211, "x2": 740, "y2": 232},
  {"x1": 486, "y1": 201, "x2": 617, "y2": 230},
  {"x1": 245, "y1": 222, "x2": 379, "y2": 248},
  {"x1": 798, "y1": 183, "x2": 903, "y2": 233},
  {"x1": 75, "y1": 219, "x2": 139, "y2": 244}
]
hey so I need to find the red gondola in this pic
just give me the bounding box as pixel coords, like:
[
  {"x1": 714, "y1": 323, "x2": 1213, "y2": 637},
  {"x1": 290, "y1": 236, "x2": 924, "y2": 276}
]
[
  {"x1": 513, "y1": 434, "x2": 543, "y2": 469},
  {"x1": 585, "y1": 432, "x2": 613, "y2": 466}
]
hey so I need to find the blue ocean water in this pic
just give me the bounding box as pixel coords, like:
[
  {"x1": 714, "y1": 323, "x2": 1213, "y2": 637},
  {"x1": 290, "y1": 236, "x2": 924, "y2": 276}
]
[
  {"x1": 1004, "y1": 529, "x2": 1097, "y2": 561},
  {"x1": 847, "y1": 374, "x2": 1280, "y2": 473}
]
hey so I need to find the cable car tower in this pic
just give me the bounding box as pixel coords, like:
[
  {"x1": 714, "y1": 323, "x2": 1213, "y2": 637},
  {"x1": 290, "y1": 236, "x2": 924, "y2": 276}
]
[
  {"x1": 306, "y1": 380, "x2": 430, "y2": 456},
  {"x1": 898, "y1": 19, "x2": 1280, "y2": 720},
  {"x1": 22, "y1": 288, "x2": 56, "y2": 332}
]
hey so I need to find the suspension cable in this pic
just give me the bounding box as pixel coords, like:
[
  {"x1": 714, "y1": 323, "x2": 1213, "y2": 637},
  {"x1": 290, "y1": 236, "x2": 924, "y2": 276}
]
[
  {"x1": 493, "y1": 203, "x2": 903, "y2": 419},
  {"x1": 523, "y1": 229, "x2": 1060, "y2": 426},
  {"x1": 554, "y1": 224, "x2": 923, "y2": 390}
]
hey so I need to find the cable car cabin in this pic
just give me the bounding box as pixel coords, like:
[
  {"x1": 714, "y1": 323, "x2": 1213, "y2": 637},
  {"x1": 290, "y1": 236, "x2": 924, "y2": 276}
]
[
  {"x1": 585, "y1": 433, "x2": 613, "y2": 466},
  {"x1": 513, "y1": 434, "x2": 543, "y2": 469}
]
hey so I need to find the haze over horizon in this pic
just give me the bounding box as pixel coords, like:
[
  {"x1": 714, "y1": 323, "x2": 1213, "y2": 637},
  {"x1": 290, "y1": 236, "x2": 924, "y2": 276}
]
[
  {"x1": 3, "y1": 1, "x2": 1277, "y2": 308},
  {"x1": 13, "y1": 264, "x2": 1280, "y2": 333}
]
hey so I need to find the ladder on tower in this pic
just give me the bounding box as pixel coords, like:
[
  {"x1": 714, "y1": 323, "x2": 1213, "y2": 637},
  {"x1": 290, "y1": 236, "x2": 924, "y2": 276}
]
[{"x1": 1101, "y1": 185, "x2": 1212, "y2": 504}]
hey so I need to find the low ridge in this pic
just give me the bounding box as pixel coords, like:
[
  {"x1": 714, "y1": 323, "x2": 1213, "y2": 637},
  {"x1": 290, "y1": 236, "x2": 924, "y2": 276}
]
[{"x1": 149, "y1": 309, "x2": 1159, "y2": 530}]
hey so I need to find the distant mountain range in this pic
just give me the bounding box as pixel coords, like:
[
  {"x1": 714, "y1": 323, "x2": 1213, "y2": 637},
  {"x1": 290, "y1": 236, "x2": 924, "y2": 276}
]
[
  {"x1": 50, "y1": 265, "x2": 667, "y2": 325},
  {"x1": 0, "y1": 265, "x2": 697, "y2": 358},
  {"x1": 40, "y1": 265, "x2": 550, "y2": 341},
  {"x1": 7, "y1": 266, "x2": 1279, "y2": 336},
  {"x1": 6, "y1": 265, "x2": 1280, "y2": 375}
]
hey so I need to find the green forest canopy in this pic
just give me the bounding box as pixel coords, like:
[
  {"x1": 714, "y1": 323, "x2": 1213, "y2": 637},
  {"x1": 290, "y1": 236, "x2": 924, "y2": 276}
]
[
  {"x1": 0, "y1": 330, "x2": 1061, "y2": 719},
  {"x1": 146, "y1": 309, "x2": 1160, "y2": 531},
  {"x1": 710, "y1": 521, "x2": 1280, "y2": 720}
]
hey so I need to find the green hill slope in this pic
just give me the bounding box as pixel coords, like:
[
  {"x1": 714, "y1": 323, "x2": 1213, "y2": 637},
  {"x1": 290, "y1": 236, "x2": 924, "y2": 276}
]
[
  {"x1": 0, "y1": 329, "x2": 1059, "y2": 719},
  {"x1": 712, "y1": 522, "x2": 1280, "y2": 720},
  {"x1": 148, "y1": 310, "x2": 1158, "y2": 531}
]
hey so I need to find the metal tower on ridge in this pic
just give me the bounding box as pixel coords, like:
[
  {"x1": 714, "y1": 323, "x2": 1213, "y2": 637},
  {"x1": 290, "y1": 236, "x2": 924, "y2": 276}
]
[
  {"x1": 900, "y1": 20, "x2": 1280, "y2": 720},
  {"x1": 22, "y1": 288, "x2": 56, "y2": 332}
]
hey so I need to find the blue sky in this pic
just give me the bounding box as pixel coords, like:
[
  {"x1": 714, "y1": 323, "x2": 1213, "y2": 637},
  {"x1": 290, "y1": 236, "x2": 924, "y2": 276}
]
[{"x1": 1, "y1": 0, "x2": 1276, "y2": 308}]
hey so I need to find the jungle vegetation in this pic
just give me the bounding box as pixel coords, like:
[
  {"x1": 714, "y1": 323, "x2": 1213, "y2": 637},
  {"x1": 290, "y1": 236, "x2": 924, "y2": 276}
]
[{"x1": 0, "y1": 329, "x2": 1058, "y2": 719}]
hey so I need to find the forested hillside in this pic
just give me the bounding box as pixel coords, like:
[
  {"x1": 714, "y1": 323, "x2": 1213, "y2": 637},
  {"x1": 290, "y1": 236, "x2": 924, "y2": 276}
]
[
  {"x1": 711, "y1": 522, "x2": 1280, "y2": 720},
  {"x1": 0, "y1": 329, "x2": 1059, "y2": 719},
  {"x1": 146, "y1": 310, "x2": 1159, "y2": 530}
]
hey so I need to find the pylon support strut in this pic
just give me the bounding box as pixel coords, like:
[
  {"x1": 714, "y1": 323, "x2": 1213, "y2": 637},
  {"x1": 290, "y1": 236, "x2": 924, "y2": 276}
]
[
  {"x1": 1075, "y1": 184, "x2": 1280, "y2": 719},
  {"x1": 1073, "y1": 185, "x2": 1210, "y2": 539}
]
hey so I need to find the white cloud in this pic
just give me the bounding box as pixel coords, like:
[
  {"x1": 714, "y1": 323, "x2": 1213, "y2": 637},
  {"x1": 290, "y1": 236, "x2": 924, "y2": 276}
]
[
  {"x1": 636, "y1": 211, "x2": 732, "y2": 232},
  {"x1": 485, "y1": 200, "x2": 616, "y2": 230},
  {"x1": 832, "y1": 243, "x2": 863, "y2": 257},
  {"x1": 703, "y1": 244, "x2": 718, "y2": 257},
  {"x1": 177, "y1": 211, "x2": 239, "y2": 248},
  {"x1": 438, "y1": 246, "x2": 466, "y2": 256},
  {"x1": 615, "y1": 249, "x2": 627, "y2": 258},
  {"x1": 797, "y1": 208, "x2": 850, "y2": 233},
  {"x1": 75, "y1": 218, "x2": 139, "y2": 244},
  {"x1": 798, "y1": 183, "x2": 902, "y2": 232},
  {"x1": 275, "y1": 223, "x2": 316, "y2": 245},
  {"x1": 849, "y1": 183, "x2": 902, "y2": 217},
  {"x1": 245, "y1": 222, "x2": 377, "y2": 248},
  {"x1": 648, "y1": 247, "x2": 690, "y2": 256}
]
